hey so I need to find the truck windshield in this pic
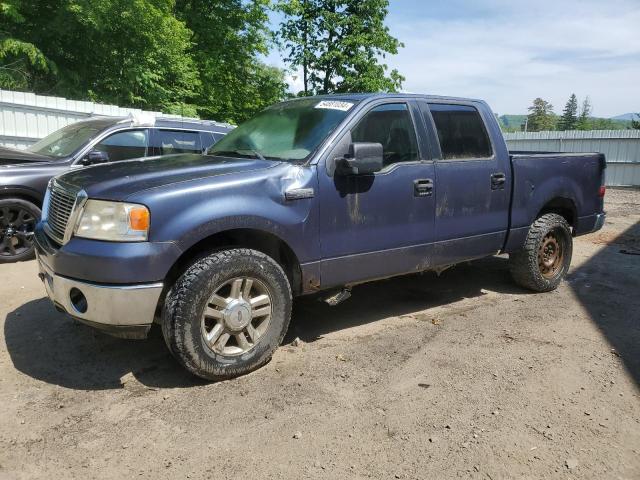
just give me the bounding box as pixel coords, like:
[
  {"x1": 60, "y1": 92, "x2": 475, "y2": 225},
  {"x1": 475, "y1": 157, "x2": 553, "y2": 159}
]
[
  {"x1": 209, "y1": 98, "x2": 356, "y2": 162},
  {"x1": 28, "y1": 122, "x2": 102, "y2": 158}
]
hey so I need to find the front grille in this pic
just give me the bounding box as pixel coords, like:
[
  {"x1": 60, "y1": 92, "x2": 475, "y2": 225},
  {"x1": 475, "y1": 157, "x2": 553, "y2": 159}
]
[{"x1": 46, "y1": 181, "x2": 78, "y2": 243}]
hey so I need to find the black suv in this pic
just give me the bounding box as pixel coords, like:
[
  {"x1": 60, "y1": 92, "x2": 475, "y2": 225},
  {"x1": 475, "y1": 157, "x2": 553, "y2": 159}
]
[{"x1": 0, "y1": 115, "x2": 232, "y2": 262}]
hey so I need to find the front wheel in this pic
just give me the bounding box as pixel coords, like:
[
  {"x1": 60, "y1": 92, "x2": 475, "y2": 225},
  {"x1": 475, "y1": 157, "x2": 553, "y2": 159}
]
[
  {"x1": 0, "y1": 199, "x2": 40, "y2": 263},
  {"x1": 509, "y1": 213, "x2": 573, "y2": 292},
  {"x1": 162, "y1": 248, "x2": 292, "y2": 380}
]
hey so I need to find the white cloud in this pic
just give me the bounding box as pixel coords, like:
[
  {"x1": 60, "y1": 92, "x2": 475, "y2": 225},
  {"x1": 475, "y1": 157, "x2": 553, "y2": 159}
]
[
  {"x1": 385, "y1": 0, "x2": 640, "y2": 116},
  {"x1": 264, "y1": 0, "x2": 639, "y2": 116}
]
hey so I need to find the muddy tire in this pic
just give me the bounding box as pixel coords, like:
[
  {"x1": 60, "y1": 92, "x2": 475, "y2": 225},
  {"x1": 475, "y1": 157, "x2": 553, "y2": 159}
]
[
  {"x1": 509, "y1": 213, "x2": 573, "y2": 292},
  {"x1": 161, "y1": 248, "x2": 292, "y2": 380},
  {"x1": 0, "y1": 199, "x2": 40, "y2": 263}
]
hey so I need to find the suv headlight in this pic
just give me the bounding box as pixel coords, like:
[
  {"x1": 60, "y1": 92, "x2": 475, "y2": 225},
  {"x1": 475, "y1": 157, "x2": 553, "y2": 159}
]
[{"x1": 74, "y1": 200, "x2": 150, "y2": 242}]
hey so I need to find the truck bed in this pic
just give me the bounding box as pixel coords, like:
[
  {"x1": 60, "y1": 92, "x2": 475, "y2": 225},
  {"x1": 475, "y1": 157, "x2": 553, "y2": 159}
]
[{"x1": 504, "y1": 151, "x2": 606, "y2": 252}]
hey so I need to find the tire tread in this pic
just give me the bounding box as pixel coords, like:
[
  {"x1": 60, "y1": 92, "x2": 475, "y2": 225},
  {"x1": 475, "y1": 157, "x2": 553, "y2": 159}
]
[
  {"x1": 509, "y1": 213, "x2": 572, "y2": 292},
  {"x1": 162, "y1": 248, "x2": 291, "y2": 380}
]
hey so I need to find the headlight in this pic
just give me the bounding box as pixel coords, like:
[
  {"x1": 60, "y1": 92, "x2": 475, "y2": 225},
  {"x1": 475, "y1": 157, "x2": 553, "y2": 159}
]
[{"x1": 74, "y1": 200, "x2": 150, "y2": 242}]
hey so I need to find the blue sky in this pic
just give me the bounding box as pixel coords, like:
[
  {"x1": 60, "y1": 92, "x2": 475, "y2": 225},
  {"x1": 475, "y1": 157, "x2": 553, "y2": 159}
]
[{"x1": 265, "y1": 0, "x2": 640, "y2": 117}]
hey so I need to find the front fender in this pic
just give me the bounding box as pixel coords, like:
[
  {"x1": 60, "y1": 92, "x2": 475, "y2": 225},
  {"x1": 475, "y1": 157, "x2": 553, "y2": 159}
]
[{"x1": 129, "y1": 164, "x2": 320, "y2": 264}]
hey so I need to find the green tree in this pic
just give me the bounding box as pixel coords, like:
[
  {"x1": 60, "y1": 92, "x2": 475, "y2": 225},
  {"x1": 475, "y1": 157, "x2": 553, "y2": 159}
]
[
  {"x1": 630, "y1": 114, "x2": 640, "y2": 130},
  {"x1": 277, "y1": 0, "x2": 317, "y2": 95},
  {"x1": 1, "y1": 0, "x2": 200, "y2": 113},
  {"x1": 526, "y1": 98, "x2": 556, "y2": 132},
  {"x1": 576, "y1": 96, "x2": 592, "y2": 130},
  {"x1": 1, "y1": 0, "x2": 287, "y2": 121},
  {"x1": 73, "y1": 0, "x2": 200, "y2": 112},
  {"x1": 558, "y1": 93, "x2": 578, "y2": 131},
  {"x1": 0, "y1": 0, "x2": 56, "y2": 90},
  {"x1": 175, "y1": 0, "x2": 287, "y2": 123},
  {"x1": 277, "y1": 0, "x2": 404, "y2": 95}
]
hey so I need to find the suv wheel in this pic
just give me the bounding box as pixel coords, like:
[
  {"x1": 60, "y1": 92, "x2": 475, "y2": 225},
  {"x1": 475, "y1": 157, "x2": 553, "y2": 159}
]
[
  {"x1": 162, "y1": 248, "x2": 292, "y2": 380},
  {"x1": 0, "y1": 199, "x2": 40, "y2": 263}
]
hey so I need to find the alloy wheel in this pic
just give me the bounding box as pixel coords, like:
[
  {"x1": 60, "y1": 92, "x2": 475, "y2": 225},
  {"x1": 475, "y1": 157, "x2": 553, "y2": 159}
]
[
  {"x1": 0, "y1": 206, "x2": 36, "y2": 258},
  {"x1": 201, "y1": 277, "x2": 272, "y2": 356}
]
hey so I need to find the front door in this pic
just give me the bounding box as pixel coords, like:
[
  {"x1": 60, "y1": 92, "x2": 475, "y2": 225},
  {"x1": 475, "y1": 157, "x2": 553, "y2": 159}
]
[{"x1": 318, "y1": 101, "x2": 436, "y2": 288}]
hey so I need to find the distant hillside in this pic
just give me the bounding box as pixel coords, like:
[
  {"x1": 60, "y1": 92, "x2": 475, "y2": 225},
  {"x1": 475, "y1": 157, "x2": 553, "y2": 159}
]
[
  {"x1": 497, "y1": 114, "x2": 632, "y2": 132},
  {"x1": 611, "y1": 113, "x2": 639, "y2": 121}
]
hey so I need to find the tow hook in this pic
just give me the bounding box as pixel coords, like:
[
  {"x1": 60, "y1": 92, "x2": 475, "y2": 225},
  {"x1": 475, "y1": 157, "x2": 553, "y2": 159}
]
[{"x1": 324, "y1": 288, "x2": 352, "y2": 306}]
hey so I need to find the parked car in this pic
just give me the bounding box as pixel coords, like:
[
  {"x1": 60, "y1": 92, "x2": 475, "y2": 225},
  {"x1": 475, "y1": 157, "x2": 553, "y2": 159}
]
[
  {"x1": 0, "y1": 115, "x2": 232, "y2": 262},
  {"x1": 34, "y1": 94, "x2": 606, "y2": 380}
]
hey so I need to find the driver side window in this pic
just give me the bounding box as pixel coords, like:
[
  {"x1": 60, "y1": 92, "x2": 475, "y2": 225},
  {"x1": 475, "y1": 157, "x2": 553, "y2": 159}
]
[
  {"x1": 351, "y1": 103, "x2": 419, "y2": 167},
  {"x1": 93, "y1": 129, "x2": 148, "y2": 162}
]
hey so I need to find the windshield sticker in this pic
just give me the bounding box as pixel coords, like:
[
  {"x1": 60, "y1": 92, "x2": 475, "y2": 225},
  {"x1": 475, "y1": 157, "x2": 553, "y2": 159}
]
[{"x1": 314, "y1": 100, "x2": 354, "y2": 111}]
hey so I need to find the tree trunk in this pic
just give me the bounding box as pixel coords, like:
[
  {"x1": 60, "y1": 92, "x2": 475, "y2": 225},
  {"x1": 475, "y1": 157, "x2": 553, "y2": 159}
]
[
  {"x1": 302, "y1": 0, "x2": 309, "y2": 95},
  {"x1": 322, "y1": 1, "x2": 335, "y2": 94}
]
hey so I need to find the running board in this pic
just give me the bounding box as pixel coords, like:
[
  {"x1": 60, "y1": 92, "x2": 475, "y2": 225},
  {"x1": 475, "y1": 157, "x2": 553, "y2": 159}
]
[{"x1": 323, "y1": 288, "x2": 352, "y2": 306}]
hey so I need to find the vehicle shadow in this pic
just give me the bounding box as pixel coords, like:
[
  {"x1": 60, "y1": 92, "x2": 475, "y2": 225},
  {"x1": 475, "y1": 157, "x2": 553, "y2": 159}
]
[
  {"x1": 4, "y1": 256, "x2": 525, "y2": 391},
  {"x1": 286, "y1": 255, "x2": 529, "y2": 343},
  {"x1": 565, "y1": 219, "x2": 640, "y2": 386},
  {"x1": 4, "y1": 298, "x2": 203, "y2": 391}
]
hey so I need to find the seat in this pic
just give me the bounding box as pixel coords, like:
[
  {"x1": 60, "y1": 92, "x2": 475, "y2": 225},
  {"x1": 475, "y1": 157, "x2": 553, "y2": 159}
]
[{"x1": 385, "y1": 126, "x2": 411, "y2": 165}]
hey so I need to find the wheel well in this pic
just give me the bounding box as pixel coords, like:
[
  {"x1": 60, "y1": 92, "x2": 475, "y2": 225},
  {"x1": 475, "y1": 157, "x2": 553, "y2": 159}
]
[
  {"x1": 0, "y1": 191, "x2": 42, "y2": 209},
  {"x1": 164, "y1": 229, "x2": 303, "y2": 296},
  {"x1": 538, "y1": 197, "x2": 576, "y2": 228}
]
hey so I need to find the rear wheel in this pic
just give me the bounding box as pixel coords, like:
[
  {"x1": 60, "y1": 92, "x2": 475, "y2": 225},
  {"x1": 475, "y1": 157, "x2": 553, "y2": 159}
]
[
  {"x1": 162, "y1": 248, "x2": 292, "y2": 380},
  {"x1": 0, "y1": 199, "x2": 40, "y2": 263},
  {"x1": 509, "y1": 213, "x2": 573, "y2": 292}
]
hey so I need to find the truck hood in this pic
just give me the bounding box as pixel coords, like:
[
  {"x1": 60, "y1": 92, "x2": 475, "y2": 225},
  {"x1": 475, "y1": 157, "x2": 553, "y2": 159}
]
[
  {"x1": 0, "y1": 145, "x2": 54, "y2": 165},
  {"x1": 57, "y1": 153, "x2": 279, "y2": 200}
]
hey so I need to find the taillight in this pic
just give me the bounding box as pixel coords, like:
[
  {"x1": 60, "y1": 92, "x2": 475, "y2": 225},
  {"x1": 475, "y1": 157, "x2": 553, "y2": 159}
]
[{"x1": 598, "y1": 186, "x2": 606, "y2": 197}]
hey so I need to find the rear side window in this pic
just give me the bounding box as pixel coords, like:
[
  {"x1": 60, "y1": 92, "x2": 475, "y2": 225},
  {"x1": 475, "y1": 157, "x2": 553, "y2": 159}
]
[
  {"x1": 151, "y1": 129, "x2": 202, "y2": 155},
  {"x1": 428, "y1": 104, "x2": 492, "y2": 160}
]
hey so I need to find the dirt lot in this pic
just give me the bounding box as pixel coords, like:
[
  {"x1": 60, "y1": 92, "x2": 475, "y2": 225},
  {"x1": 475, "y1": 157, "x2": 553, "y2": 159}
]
[{"x1": 1, "y1": 189, "x2": 639, "y2": 480}]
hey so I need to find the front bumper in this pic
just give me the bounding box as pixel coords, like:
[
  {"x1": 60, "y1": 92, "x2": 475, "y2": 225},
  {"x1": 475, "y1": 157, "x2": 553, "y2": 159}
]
[
  {"x1": 37, "y1": 254, "x2": 163, "y2": 339},
  {"x1": 33, "y1": 222, "x2": 182, "y2": 285}
]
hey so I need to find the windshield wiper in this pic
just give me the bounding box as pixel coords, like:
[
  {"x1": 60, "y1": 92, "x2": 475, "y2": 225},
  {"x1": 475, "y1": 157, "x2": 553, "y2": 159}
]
[{"x1": 211, "y1": 149, "x2": 266, "y2": 161}]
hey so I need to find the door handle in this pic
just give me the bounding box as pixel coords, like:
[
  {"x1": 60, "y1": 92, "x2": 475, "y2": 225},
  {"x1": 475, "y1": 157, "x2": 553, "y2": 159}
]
[
  {"x1": 491, "y1": 173, "x2": 506, "y2": 190},
  {"x1": 414, "y1": 178, "x2": 433, "y2": 197}
]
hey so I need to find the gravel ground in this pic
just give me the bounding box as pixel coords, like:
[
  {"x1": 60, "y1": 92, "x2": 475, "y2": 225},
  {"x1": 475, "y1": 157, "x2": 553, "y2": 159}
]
[{"x1": 0, "y1": 188, "x2": 638, "y2": 480}]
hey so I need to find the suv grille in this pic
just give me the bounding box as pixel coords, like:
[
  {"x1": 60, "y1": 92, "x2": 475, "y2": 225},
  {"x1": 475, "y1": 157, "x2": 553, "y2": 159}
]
[{"x1": 46, "y1": 181, "x2": 78, "y2": 243}]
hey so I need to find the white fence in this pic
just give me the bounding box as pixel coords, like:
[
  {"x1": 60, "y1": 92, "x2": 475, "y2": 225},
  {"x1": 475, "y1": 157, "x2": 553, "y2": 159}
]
[
  {"x1": 504, "y1": 130, "x2": 640, "y2": 187},
  {"x1": 0, "y1": 89, "x2": 178, "y2": 150}
]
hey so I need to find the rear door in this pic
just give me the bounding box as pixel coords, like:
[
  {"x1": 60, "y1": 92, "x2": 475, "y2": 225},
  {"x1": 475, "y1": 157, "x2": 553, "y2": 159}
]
[
  {"x1": 419, "y1": 101, "x2": 510, "y2": 265},
  {"x1": 318, "y1": 100, "x2": 437, "y2": 288}
]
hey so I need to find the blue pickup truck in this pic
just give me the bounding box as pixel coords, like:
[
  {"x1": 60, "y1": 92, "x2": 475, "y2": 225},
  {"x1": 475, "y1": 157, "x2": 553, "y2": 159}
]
[{"x1": 34, "y1": 94, "x2": 606, "y2": 380}]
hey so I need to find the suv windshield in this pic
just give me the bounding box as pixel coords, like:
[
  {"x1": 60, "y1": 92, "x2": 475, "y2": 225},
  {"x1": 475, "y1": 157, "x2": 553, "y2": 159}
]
[
  {"x1": 28, "y1": 122, "x2": 103, "y2": 158},
  {"x1": 209, "y1": 98, "x2": 356, "y2": 162}
]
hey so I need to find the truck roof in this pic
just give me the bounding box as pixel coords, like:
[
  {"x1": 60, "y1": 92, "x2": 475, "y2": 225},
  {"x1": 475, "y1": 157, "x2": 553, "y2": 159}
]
[{"x1": 284, "y1": 92, "x2": 484, "y2": 104}]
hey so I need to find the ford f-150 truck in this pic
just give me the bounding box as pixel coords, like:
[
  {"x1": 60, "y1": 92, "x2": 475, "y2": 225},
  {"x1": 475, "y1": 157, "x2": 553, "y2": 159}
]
[{"x1": 34, "y1": 94, "x2": 606, "y2": 380}]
